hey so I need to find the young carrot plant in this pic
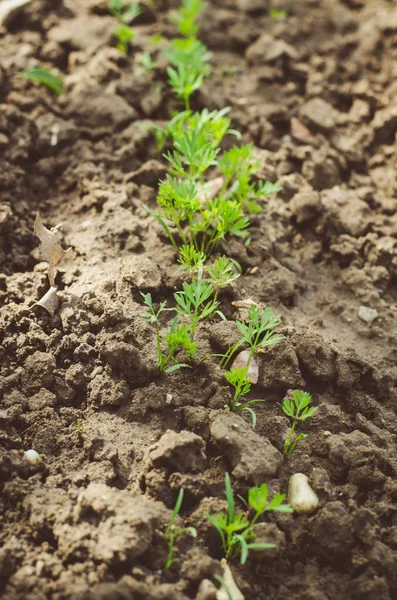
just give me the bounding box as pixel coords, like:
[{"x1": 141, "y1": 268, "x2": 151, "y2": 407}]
[
  {"x1": 282, "y1": 390, "x2": 317, "y2": 456},
  {"x1": 208, "y1": 473, "x2": 292, "y2": 565},
  {"x1": 108, "y1": 0, "x2": 141, "y2": 54},
  {"x1": 140, "y1": 292, "x2": 194, "y2": 373},
  {"x1": 148, "y1": 107, "x2": 280, "y2": 255},
  {"x1": 164, "y1": 489, "x2": 197, "y2": 570},
  {"x1": 166, "y1": 0, "x2": 211, "y2": 110},
  {"x1": 220, "y1": 305, "x2": 283, "y2": 427}
]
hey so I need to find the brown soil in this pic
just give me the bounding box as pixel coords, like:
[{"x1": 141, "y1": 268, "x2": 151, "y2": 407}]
[{"x1": 1, "y1": 0, "x2": 397, "y2": 599}]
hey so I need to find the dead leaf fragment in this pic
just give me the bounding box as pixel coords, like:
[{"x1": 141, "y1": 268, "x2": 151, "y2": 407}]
[
  {"x1": 34, "y1": 212, "x2": 68, "y2": 287},
  {"x1": 33, "y1": 286, "x2": 59, "y2": 316}
]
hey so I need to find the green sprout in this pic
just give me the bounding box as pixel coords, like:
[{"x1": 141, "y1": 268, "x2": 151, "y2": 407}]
[
  {"x1": 108, "y1": 0, "x2": 141, "y2": 53},
  {"x1": 169, "y1": 0, "x2": 204, "y2": 38},
  {"x1": 174, "y1": 278, "x2": 219, "y2": 339},
  {"x1": 166, "y1": 0, "x2": 211, "y2": 109},
  {"x1": 221, "y1": 305, "x2": 283, "y2": 427},
  {"x1": 208, "y1": 473, "x2": 293, "y2": 564},
  {"x1": 148, "y1": 107, "x2": 280, "y2": 256},
  {"x1": 137, "y1": 51, "x2": 156, "y2": 74},
  {"x1": 140, "y1": 292, "x2": 194, "y2": 373},
  {"x1": 76, "y1": 418, "x2": 85, "y2": 440},
  {"x1": 164, "y1": 489, "x2": 197, "y2": 570},
  {"x1": 282, "y1": 390, "x2": 317, "y2": 456},
  {"x1": 269, "y1": 8, "x2": 288, "y2": 19},
  {"x1": 221, "y1": 305, "x2": 284, "y2": 368},
  {"x1": 17, "y1": 68, "x2": 65, "y2": 95}
]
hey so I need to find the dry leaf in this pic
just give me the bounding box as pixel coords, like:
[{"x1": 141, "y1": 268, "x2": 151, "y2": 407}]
[
  {"x1": 33, "y1": 286, "x2": 59, "y2": 316},
  {"x1": 34, "y1": 212, "x2": 68, "y2": 287},
  {"x1": 216, "y1": 559, "x2": 244, "y2": 600}
]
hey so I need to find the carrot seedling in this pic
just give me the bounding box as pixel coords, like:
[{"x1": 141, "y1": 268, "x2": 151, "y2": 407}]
[
  {"x1": 166, "y1": 0, "x2": 211, "y2": 109},
  {"x1": 108, "y1": 0, "x2": 141, "y2": 54},
  {"x1": 164, "y1": 489, "x2": 197, "y2": 570},
  {"x1": 221, "y1": 305, "x2": 283, "y2": 427},
  {"x1": 282, "y1": 390, "x2": 317, "y2": 456},
  {"x1": 207, "y1": 473, "x2": 292, "y2": 565},
  {"x1": 17, "y1": 68, "x2": 65, "y2": 95},
  {"x1": 140, "y1": 292, "x2": 194, "y2": 373}
]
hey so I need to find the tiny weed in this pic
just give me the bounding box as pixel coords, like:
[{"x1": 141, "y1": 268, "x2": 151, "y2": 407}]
[
  {"x1": 108, "y1": 0, "x2": 141, "y2": 53},
  {"x1": 17, "y1": 68, "x2": 65, "y2": 96},
  {"x1": 164, "y1": 489, "x2": 197, "y2": 570},
  {"x1": 208, "y1": 473, "x2": 292, "y2": 564},
  {"x1": 282, "y1": 390, "x2": 317, "y2": 456}
]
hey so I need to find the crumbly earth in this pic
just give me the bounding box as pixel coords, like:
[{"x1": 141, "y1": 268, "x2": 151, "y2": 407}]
[{"x1": 1, "y1": 0, "x2": 397, "y2": 599}]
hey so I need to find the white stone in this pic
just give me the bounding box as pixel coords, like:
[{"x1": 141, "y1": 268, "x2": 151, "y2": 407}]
[
  {"x1": 358, "y1": 306, "x2": 378, "y2": 325},
  {"x1": 24, "y1": 449, "x2": 41, "y2": 465},
  {"x1": 288, "y1": 473, "x2": 319, "y2": 513}
]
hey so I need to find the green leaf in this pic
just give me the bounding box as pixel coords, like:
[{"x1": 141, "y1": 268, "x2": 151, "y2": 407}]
[{"x1": 17, "y1": 68, "x2": 65, "y2": 96}]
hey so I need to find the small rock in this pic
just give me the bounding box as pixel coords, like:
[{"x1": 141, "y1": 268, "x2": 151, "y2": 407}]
[
  {"x1": 288, "y1": 473, "x2": 319, "y2": 513},
  {"x1": 68, "y1": 85, "x2": 137, "y2": 129},
  {"x1": 125, "y1": 159, "x2": 167, "y2": 188},
  {"x1": 21, "y1": 351, "x2": 56, "y2": 393},
  {"x1": 210, "y1": 412, "x2": 282, "y2": 484},
  {"x1": 246, "y1": 33, "x2": 297, "y2": 65},
  {"x1": 120, "y1": 254, "x2": 162, "y2": 291},
  {"x1": 358, "y1": 306, "x2": 378, "y2": 326},
  {"x1": 148, "y1": 430, "x2": 207, "y2": 474},
  {"x1": 24, "y1": 449, "x2": 41, "y2": 465},
  {"x1": 300, "y1": 97, "x2": 337, "y2": 131},
  {"x1": 289, "y1": 191, "x2": 321, "y2": 223}
]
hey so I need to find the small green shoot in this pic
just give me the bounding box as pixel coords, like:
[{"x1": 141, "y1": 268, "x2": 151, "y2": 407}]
[
  {"x1": 108, "y1": 0, "x2": 141, "y2": 53},
  {"x1": 140, "y1": 293, "x2": 193, "y2": 373},
  {"x1": 221, "y1": 305, "x2": 283, "y2": 427},
  {"x1": 282, "y1": 390, "x2": 317, "y2": 456},
  {"x1": 164, "y1": 489, "x2": 197, "y2": 570},
  {"x1": 208, "y1": 473, "x2": 292, "y2": 564},
  {"x1": 174, "y1": 279, "x2": 219, "y2": 339},
  {"x1": 17, "y1": 68, "x2": 65, "y2": 96},
  {"x1": 76, "y1": 418, "x2": 85, "y2": 439},
  {"x1": 269, "y1": 8, "x2": 288, "y2": 19},
  {"x1": 166, "y1": 0, "x2": 211, "y2": 109},
  {"x1": 137, "y1": 51, "x2": 156, "y2": 73},
  {"x1": 221, "y1": 305, "x2": 284, "y2": 368}
]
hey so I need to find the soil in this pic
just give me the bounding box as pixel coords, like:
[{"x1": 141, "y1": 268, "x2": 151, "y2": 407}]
[{"x1": 1, "y1": 0, "x2": 397, "y2": 599}]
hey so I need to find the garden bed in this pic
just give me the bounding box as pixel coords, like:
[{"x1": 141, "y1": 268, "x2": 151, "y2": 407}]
[{"x1": 1, "y1": 1, "x2": 397, "y2": 599}]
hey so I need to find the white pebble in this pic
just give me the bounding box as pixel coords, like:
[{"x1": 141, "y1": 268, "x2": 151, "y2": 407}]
[
  {"x1": 24, "y1": 449, "x2": 41, "y2": 465},
  {"x1": 358, "y1": 306, "x2": 378, "y2": 325},
  {"x1": 288, "y1": 473, "x2": 319, "y2": 513}
]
